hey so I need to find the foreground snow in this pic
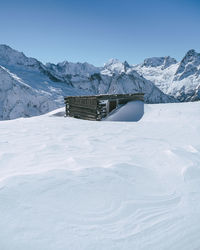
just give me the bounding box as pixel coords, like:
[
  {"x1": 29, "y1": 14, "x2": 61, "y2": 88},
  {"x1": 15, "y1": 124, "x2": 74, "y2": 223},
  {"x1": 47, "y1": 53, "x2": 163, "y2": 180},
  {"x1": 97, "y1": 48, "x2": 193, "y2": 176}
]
[{"x1": 0, "y1": 102, "x2": 200, "y2": 250}]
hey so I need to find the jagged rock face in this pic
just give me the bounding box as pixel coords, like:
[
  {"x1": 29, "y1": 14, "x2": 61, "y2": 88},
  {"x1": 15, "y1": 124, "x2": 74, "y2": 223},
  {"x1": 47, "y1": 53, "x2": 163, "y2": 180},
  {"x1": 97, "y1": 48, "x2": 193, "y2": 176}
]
[
  {"x1": 142, "y1": 56, "x2": 177, "y2": 69},
  {"x1": 174, "y1": 50, "x2": 200, "y2": 81},
  {"x1": 134, "y1": 50, "x2": 200, "y2": 102}
]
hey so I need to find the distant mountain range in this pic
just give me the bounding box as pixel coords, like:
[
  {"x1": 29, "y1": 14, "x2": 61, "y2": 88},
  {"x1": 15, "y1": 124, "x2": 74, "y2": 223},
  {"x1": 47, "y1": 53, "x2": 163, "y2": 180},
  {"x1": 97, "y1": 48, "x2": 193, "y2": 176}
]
[
  {"x1": 0, "y1": 44, "x2": 199, "y2": 120},
  {"x1": 134, "y1": 49, "x2": 200, "y2": 102}
]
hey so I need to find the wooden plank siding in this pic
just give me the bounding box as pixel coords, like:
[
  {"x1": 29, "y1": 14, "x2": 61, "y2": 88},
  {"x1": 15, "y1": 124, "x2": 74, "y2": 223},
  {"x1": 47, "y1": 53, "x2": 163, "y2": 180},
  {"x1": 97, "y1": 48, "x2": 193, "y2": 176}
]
[{"x1": 64, "y1": 93, "x2": 144, "y2": 121}]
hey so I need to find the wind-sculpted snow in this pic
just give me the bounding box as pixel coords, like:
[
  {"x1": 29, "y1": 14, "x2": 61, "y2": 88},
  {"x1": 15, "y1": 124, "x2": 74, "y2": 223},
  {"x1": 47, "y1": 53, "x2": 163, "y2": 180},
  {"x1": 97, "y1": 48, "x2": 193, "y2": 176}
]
[{"x1": 0, "y1": 102, "x2": 200, "y2": 249}]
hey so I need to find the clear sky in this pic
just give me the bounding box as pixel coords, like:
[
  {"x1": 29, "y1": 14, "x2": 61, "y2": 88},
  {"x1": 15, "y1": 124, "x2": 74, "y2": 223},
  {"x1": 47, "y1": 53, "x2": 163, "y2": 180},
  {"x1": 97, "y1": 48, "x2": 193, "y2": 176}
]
[{"x1": 1, "y1": 0, "x2": 200, "y2": 66}]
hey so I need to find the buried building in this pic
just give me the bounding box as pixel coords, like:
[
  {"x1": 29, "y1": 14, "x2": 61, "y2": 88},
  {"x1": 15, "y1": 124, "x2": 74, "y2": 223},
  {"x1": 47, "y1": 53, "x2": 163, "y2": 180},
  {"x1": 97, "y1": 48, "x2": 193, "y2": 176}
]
[{"x1": 64, "y1": 93, "x2": 144, "y2": 121}]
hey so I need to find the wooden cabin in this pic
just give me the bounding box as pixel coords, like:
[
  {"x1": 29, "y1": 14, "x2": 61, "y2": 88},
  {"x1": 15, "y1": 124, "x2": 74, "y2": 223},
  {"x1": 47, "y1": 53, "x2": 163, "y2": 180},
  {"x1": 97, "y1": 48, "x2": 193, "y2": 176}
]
[{"x1": 64, "y1": 93, "x2": 144, "y2": 121}]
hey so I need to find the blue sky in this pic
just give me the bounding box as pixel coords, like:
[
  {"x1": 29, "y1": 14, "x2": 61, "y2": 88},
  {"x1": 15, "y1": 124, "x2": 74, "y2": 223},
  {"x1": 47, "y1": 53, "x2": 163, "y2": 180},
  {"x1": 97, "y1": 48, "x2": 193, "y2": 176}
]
[{"x1": 1, "y1": 0, "x2": 200, "y2": 65}]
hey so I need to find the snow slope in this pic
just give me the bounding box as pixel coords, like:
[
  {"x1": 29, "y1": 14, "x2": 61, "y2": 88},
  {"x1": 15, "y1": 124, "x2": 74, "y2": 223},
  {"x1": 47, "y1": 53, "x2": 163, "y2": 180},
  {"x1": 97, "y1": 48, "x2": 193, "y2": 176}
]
[
  {"x1": 0, "y1": 65, "x2": 57, "y2": 120},
  {"x1": 0, "y1": 45, "x2": 91, "y2": 120},
  {"x1": 0, "y1": 102, "x2": 200, "y2": 250}
]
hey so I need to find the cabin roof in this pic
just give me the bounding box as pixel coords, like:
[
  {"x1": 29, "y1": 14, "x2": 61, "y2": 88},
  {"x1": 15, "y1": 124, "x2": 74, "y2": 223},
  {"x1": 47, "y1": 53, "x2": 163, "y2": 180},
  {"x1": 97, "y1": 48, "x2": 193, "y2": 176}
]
[{"x1": 64, "y1": 93, "x2": 144, "y2": 101}]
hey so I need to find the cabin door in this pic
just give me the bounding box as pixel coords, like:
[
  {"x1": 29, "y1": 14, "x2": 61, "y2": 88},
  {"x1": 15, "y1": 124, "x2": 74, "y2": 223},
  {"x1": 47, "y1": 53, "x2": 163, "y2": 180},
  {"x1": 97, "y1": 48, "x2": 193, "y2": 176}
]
[{"x1": 109, "y1": 100, "x2": 117, "y2": 112}]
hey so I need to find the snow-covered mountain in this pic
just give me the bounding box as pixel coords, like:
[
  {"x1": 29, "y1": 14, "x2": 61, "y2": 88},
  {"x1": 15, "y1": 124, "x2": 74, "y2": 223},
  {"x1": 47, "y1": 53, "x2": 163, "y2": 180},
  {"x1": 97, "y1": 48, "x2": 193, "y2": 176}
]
[
  {"x1": 88, "y1": 61, "x2": 175, "y2": 103},
  {"x1": 0, "y1": 45, "x2": 91, "y2": 120},
  {"x1": 142, "y1": 56, "x2": 177, "y2": 69},
  {"x1": 0, "y1": 44, "x2": 39, "y2": 67},
  {"x1": 0, "y1": 45, "x2": 175, "y2": 120},
  {"x1": 0, "y1": 65, "x2": 56, "y2": 120},
  {"x1": 46, "y1": 61, "x2": 101, "y2": 78},
  {"x1": 134, "y1": 50, "x2": 200, "y2": 101},
  {"x1": 45, "y1": 58, "x2": 173, "y2": 103},
  {"x1": 101, "y1": 58, "x2": 131, "y2": 74},
  {"x1": 2, "y1": 44, "x2": 200, "y2": 120}
]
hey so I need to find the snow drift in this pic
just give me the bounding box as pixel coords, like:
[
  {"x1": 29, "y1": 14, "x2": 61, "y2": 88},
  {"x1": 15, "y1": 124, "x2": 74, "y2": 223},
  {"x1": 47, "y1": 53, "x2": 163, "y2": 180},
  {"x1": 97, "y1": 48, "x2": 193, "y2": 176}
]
[
  {"x1": 105, "y1": 100, "x2": 144, "y2": 122},
  {"x1": 0, "y1": 102, "x2": 200, "y2": 249}
]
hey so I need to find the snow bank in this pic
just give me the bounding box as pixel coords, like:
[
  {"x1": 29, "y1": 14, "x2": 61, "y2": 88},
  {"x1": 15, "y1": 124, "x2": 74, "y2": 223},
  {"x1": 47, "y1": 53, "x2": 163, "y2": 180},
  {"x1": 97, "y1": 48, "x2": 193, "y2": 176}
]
[
  {"x1": 0, "y1": 102, "x2": 200, "y2": 250},
  {"x1": 105, "y1": 100, "x2": 144, "y2": 122}
]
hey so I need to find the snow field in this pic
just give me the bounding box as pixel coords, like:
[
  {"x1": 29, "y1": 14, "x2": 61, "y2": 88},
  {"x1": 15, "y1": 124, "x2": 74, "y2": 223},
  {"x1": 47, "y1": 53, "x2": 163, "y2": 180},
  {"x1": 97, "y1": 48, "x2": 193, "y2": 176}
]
[{"x1": 0, "y1": 102, "x2": 200, "y2": 249}]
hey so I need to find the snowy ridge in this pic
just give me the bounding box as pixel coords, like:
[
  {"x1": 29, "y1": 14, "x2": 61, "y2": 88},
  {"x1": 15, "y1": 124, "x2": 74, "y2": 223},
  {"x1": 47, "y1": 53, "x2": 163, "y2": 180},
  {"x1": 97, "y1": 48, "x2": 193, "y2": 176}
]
[
  {"x1": 142, "y1": 56, "x2": 177, "y2": 69},
  {"x1": 0, "y1": 44, "x2": 40, "y2": 68},
  {"x1": 46, "y1": 61, "x2": 101, "y2": 78},
  {"x1": 0, "y1": 102, "x2": 200, "y2": 249}
]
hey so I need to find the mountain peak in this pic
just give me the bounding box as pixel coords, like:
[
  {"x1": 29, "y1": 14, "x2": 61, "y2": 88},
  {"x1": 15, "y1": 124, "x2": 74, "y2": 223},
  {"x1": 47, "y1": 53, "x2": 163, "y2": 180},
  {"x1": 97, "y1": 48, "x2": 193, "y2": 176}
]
[
  {"x1": 0, "y1": 44, "x2": 13, "y2": 50},
  {"x1": 181, "y1": 49, "x2": 200, "y2": 63},
  {"x1": 46, "y1": 60, "x2": 100, "y2": 77},
  {"x1": 142, "y1": 56, "x2": 177, "y2": 68},
  {"x1": 185, "y1": 49, "x2": 197, "y2": 57},
  {"x1": 123, "y1": 60, "x2": 130, "y2": 68},
  {"x1": 0, "y1": 44, "x2": 25, "y2": 59},
  {"x1": 103, "y1": 59, "x2": 130, "y2": 74},
  {"x1": 104, "y1": 58, "x2": 121, "y2": 67},
  {"x1": 174, "y1": 49, "x2": 200, "y2": 80},
  {"x1": 0, "y1": 44, "x2": 38, "y2": 67}
]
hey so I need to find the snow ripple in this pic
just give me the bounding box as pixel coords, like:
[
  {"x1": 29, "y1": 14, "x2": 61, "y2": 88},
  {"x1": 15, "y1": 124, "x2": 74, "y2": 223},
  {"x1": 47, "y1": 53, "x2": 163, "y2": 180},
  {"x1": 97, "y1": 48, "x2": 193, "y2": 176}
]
[
  {"x1": 0, "y1": 165, "x2": 187, "y2": 250},
  {"x1": 0, "y1": 103, "x2": 200, "y2": 249}
]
